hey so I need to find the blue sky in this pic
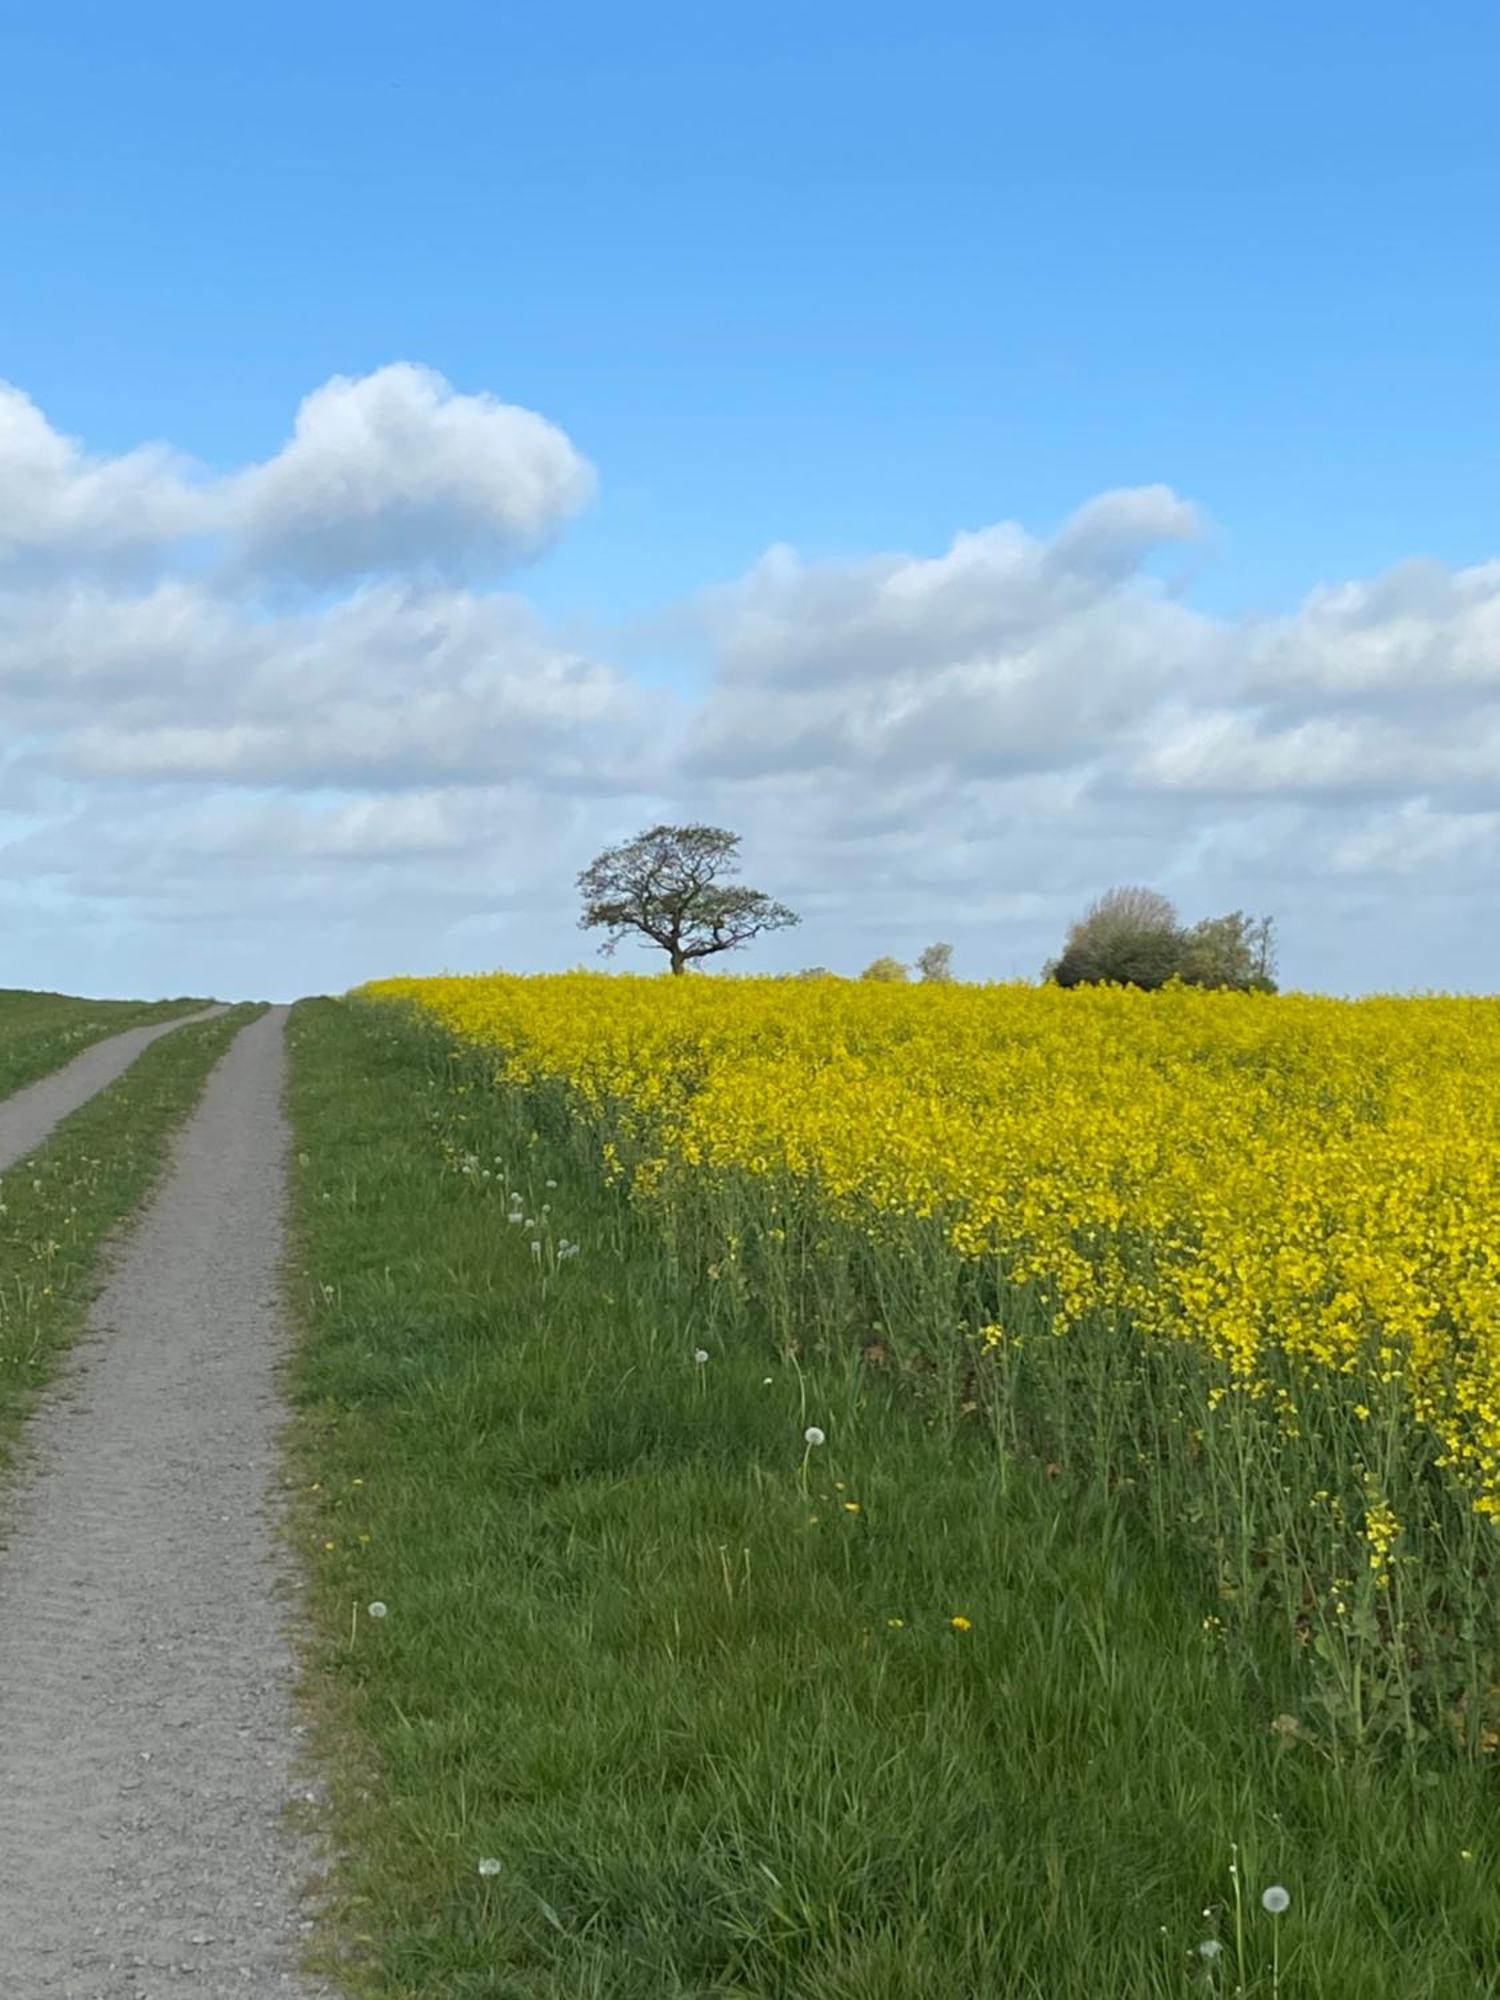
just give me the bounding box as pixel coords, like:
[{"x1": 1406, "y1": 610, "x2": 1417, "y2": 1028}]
[{"x1": 2, "y1": 4, "x2": 1499, "y2": 996}]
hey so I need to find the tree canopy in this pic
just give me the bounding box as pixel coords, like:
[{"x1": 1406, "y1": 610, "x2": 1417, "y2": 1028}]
[
  {"x1": 917, "y1": 941, "x2": 955, "y2": 983},
  {"x1": 1046, "y1": 887, "x2": 1277, "y2": 992},
  {"x1": 859, "y1": 956, "x2": 910, "y2": 983},
  {"x1": 577, "y1": 824, "x2": 799, "y2": 974}
]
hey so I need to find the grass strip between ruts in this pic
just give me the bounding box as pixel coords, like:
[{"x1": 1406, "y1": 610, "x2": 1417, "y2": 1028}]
[
  {"x1": 0, "y1": 988, "x2": 209, "y2": 1104},
  {"x1": 0, "y1": 1004, "x2": 261, "y2": 1483},
  {"x1": 286, "y1": 997, "x2": 1500, "y2": 2000}
]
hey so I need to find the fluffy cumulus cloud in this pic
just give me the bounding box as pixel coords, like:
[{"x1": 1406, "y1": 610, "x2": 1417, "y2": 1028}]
[
  {"x1": 0, "y1": 383, "x2": 200, "y2": 570},
  {"x1": 1, "y1": 366, "x2": 1499, "y2": 997},
  {"x1": 686, "y1": 489, "x2": 1213, "y2": 781},
  {"x1": 0, "y1": 363, "x2": 592, "y2": 585},
  {"x1": 222, "y1": 364, "x2": 596, "y2": 585},
  {"x1": 1246, "y1": 557, "x2": 1500, "y2": 699}
]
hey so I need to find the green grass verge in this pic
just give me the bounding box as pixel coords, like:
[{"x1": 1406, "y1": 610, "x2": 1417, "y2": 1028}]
[
  {"x1": 287, "y1": 998, "x2": 1500, "y2": 2000},
  {"x1": 0, "y1": 987, "x2": 208, "y2": 1102},
  {"x1": 0, "y1": 1004, "x2": 260, "y2": 1482}
]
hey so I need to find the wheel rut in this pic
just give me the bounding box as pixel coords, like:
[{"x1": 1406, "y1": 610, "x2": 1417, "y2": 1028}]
[{"x1": 0, "y1": 1005, "x2": 328, "y2": 1997}]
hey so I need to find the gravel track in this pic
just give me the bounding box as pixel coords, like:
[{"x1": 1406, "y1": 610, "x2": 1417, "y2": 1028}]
[
  {"x1": 0, "y1": 1006, "x2": 229, "y2": 1174},
  {"x1": 0, "y1": 1006, "x2": 329, "y2": 1997}
]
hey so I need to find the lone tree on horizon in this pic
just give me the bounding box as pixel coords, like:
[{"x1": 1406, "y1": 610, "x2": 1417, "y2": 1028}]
[{"x1": 578, "y1": 823, "x2": 799, "y2": 974}]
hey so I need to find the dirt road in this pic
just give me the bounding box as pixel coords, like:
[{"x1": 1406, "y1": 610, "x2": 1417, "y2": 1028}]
[{"x1": 0, "y1": 1006, "x2": 328, "y2": 1996}]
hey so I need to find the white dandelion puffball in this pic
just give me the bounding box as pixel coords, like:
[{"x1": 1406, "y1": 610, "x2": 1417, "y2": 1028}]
[
  {"x1": 694, "y1": 1348, "x2": 710, "y2": 1364},
  {"x1": 367, "y1": 1601, "x2": 388, "y2": 1620},
  {"x1": 1197, "y1": 1940, "x2": 1222, "y2": 1960},
  {"x1": 1262, "y1": 1885, "x2": 1291, "y2": 1915},
  {"x1": 804, "y1": 1426, "x2": 826, "y2": 1447},
  {"x1": 506, "y1": 1210, "x2": 525, "y2": 1225},
  {"x1": 477, "y1": 1857, "x2": 503, "y2": 1878}
]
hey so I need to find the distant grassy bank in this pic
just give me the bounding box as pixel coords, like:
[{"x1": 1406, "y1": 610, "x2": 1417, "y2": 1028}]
[
  {"x1": 287, "y1": 996, "x2": 1500, "y2": 2000},
  {"x1": 0, "y1": 988, "x2": 207, "y2": 1102}
]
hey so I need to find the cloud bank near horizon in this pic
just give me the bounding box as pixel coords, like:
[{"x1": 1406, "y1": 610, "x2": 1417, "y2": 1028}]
[{"x1": 0, "y1": 363, "x2": 1494, "y2": 998}]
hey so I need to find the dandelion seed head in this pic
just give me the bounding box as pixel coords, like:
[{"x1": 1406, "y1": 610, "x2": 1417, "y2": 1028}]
[
  {"x1": 477, "y1": 1857, "x2": 503, "y2": 1878},
  {"x1": 1261, "y1": 1885, "x2": 1291, "y2": 1915},
  {"x1": 804, "y1": 1426, "x2": 826, "y2": 1446},
  {"x1": 367, "y1": 1601, "x2": 388, "y2": 1619},
  {"x1": 694, "y1": 1348, "x2": 709, "y2": 1364}
]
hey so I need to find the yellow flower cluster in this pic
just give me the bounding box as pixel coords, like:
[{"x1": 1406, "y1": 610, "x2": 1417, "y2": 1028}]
[
  {"x1": 1362, "y1": 1488, "x2": 1401, "y2": 1586},
  {"x1": 363, "y1": 973, "x2": 1500, "y2": 1510}
]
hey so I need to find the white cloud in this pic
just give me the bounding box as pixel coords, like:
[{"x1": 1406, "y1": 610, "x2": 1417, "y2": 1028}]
[
  {"x1": 1129, "y1": 705, "x2": 1500, "y2": 799},
  {"x1": 222, "y1": 364, "x2": 595, "y2": 584},
  {"x1": 0, "y1": 364, "x2": 593, "y2": 588},
  {"x1": 3, "y1": 368, "x2": 1500, "y2": 996},
  {"x1": 657, "y1": 500, "x2": 1500, "y2": 990},
  {"x1": 0, "y1": 383, "x2": 200, "y2": 569},
  {"x1": 0, "y1": 580, "x2": 646, "y2": 790},
  {"x1": 1044, "y1": 483, "x2": 1204, "y2": 579},
  {"x1": 703, "y1": 488, "x2": 1205, "y2": 690},
  {"x1": 687, "y1": 489, "x2": 1215, "y2": 779},
  {"x1": 1330, "y1": 799, "x2": 1500, "y2": 876},
  {"x1": 1246, "y1": 555, "x2": 1500, "y2": 699}
]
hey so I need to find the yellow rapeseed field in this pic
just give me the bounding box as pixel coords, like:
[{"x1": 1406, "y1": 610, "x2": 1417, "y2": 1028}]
[{"x1": 363, "y1": 973, "x2": 1500, "y2": 1516}]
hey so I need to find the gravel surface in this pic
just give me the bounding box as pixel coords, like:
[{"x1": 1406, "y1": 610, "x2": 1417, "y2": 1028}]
[
  {"x1": 0, "y1": 1006, "x2": 330, "y2": 1997},
  {"x1": 0, "y1": 1005, "x2": 229, "y2": 1173}
]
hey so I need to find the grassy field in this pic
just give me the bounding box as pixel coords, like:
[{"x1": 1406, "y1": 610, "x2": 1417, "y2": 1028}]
[
  {"x1": 288, "y1": 995, "x2": 1500, "y2": 2000},
  {"x1": 0, "y1": 987, "x2": 205, "y2": 1101},
  {"x1": 0, "y1": 1004, "x2": 259, "y2": 1481}
]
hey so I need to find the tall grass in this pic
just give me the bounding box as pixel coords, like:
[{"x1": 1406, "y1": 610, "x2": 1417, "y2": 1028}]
[
  {"x1": 289, "y1": 999, "x2": 1500, "y2": 1998},
  {"x1": 676, "y1": 1167, "x2": 1500, "y2": 1768}
]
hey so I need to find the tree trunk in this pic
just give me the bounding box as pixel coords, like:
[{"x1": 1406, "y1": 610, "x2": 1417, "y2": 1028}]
[{"x1": 669, "y1": 948, "x2": 686, "y2": 975}]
